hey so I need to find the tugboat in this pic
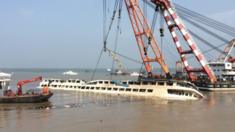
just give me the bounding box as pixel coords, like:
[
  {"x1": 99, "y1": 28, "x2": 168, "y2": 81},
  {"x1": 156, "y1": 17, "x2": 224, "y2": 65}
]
[{"x1": 0, "y1": 75, "x2": 53, "y2": 103}]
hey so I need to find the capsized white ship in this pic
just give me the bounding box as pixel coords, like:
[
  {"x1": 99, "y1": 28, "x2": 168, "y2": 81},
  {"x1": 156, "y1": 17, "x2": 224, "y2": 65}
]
[{"x1": 39, "y1": 78, "x2": 204, "y2": 100}]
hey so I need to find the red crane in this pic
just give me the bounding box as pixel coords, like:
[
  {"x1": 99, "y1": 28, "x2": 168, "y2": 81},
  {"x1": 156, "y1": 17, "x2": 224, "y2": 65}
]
[
  {"x1": 124, "y1": 0, "x2": 217, "y2": 83},
  {"x1": 17, "y1": 76, "x2": 42, "y2": 96},
  {"x1": 124, "y1": 0, "x2": 171, "y2": 79},
  {"x1": 217, "y1": 39, "x2": 235, "y2": 63},
  {"x1": 149, "y1": 0, "x2": 217, "y2": 83}
]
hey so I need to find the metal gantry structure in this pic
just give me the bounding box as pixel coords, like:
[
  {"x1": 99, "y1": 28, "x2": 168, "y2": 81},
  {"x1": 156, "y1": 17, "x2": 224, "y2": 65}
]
[
  {"x1": 217, "y1": 39, "x2": 235, "y2": 63},
  {"x1": 124, "y1": 0, "x2": 171, "y2": 79},
  {"x1": 124, "y1": 0, "x2": 217, "y2": 83}
]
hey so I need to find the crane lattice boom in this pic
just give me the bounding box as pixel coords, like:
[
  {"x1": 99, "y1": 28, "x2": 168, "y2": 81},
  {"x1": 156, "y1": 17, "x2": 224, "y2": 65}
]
[
  {"x1": 124, "y1": 0, "x2": 171, "y2": 78},
  {"x1": 150, "y1": 0, "x2": 217, "y2": 83},
  {"x1": 217, "y1": 39, "x2": 235, "y2": 62}
]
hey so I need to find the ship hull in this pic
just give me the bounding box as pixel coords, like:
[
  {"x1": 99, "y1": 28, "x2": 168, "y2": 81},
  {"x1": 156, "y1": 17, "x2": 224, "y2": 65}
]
[{"x1": 0, "y1": 93, "x2": 53, "y2": 103}]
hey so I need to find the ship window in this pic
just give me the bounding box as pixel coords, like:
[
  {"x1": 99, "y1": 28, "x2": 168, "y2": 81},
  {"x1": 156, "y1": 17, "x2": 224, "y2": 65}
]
[
  {"x1": 68, "y1": 80, "x2": 71, "y2": 83},
  {"x1": 128, "y1": 81, "x2": 134, "y2": 85},
  {"x1": 126, "y1": 88, "x2": 131, "y2": 91},
  {"x1": 166, "y1": 82, "x2": 173, "y2": 86},
  {"x1": 107, "y1": 88, "x2": 112, "y2": 90},
  {"x1": 104, "y1": 81, "x2": 109, "y2": 84},
  {"x1": 168, "y1": 89, "x2": 178, "y2": 95},
  {"x1": 81, "y1": 86, "x2": 85, "y2": 89},
  {"x1": 74, "y1": 86, "x2": 76, "y2": 89},
  {"x1": 91, "y1": 87, "x2": 94, "y2": 90},
  {"x1": 123, "y1": 82, "x2": 127, "y2": 85},
  {"x1": 158, "y1": 82, "x2": 164, "y2": 85},
  {"x1": 70, "y1": 86, "x2": 73, "y2": 88},
  {"x1": 99, "y1": 81, "x2": 103, "y2": 84},
  {"x1": 140, "y1": 89, "x2": 146, "y2": 92},
  {"x1": 96, "y1": 87, "x2": 100, "y2": 90},
  {"x1": 72, "y1": 80, "x2": 76, "y2": 83},
  {"x1": 76, "y1": 80, "x2": 80, "y2": 83},
  {"x1": 151, "y1": 82, "x2": 156, "y2": 85},
  {"x1": 134, "y1": 82, "x2": 141, "y2": 85},
  {"x1": 86, "y1": 87, "x2": 90, "y2": 89},
  {"x1": 142, "y1": 81, "x2": 148, "y2": 85},
  {"x1": 110, "y1": 81, "x2": 115, "y2": 84},
  {"x1": 78, "y1": 86, "x2": 81, "y2": 89},
  {"x1": 56, "y1": 80, "x2": 59, "y2": 82},
  {"x1": 113, "y1": 88, "x2": 118, "y2": 91},
  {"x1": 89, "y1": 82, "x2": 97, "y2": 85},
  {"x1": 102, "y1": 87, "x2": 106, "y2": 90},
  {"x1": 119, "y1": 88, "x2": 125, "y2": 91},
  {"x1": 133, "y1": 89, "x2": 138, "y2": 92},
  {"x1": 147, "y1": 89, "x2": 153, "y2": 93},
  {"x1": 66, "y1": 86, "x2": 68, "y2": 88}
]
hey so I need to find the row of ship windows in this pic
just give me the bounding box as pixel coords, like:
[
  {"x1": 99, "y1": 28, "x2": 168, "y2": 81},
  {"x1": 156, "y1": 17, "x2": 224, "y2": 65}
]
[
  {"x1": 168, "y1": 90, "x2": 199, "y2": 98},
  {"x1": 44, "y1": 80, "x2": 82, "y2": 83},
  {"x1": 44, "y1": 80, "x2": 176, "y2": 86},
  {"x1": 41, "y1": 85, "x2": 154, "y2": 93},
  {"x1": 89, "y1": 81, "x2": 174, "y2": 86}
]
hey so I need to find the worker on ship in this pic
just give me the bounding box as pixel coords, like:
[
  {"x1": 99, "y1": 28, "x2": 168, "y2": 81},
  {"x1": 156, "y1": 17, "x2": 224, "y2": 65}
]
[{"x1": 42, "y1": 86, "x2": 49, "y2": 94}]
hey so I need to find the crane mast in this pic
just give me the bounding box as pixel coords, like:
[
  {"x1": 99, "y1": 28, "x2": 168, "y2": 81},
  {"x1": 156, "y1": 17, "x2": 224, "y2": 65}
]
[
  {"x1": 217, "y1": 39, "x2": 235, "y2": 63},
  {"x1": 150, "y1": 0, "x2": 217, "y2": 83},
  {"x1": 124, "y1": 0, "x2": 171, "y2": 78}
]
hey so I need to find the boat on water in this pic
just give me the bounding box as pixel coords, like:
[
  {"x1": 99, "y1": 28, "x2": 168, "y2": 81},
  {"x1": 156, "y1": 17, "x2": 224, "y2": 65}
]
[
  {"x1": 0, "y1": 93, "x2": 53, "y2": 103},
  {"x1": 63, "y1": 70, "x2": 78, "y2": 76},
  {"x1": 40, "y1": 78, "x2": 204, "y2": 100},
  {"x1": 194, "y1": 39, "x2": 235, "y2": 91},
  {"x1": 0, "y1": 75, "x2": 53, "y2": 103},
  {"x1": 109, "y1": 69, "x2": 130, "y2": 76},
  {"x1": 196, "y1": 61, "x2": 235, "y2": 91},
  {"x1": 130, "y1": 72, "x2": 142, "y2": 77}
]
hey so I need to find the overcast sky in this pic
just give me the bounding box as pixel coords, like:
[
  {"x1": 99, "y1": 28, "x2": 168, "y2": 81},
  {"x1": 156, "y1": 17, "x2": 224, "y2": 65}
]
[{"x1": 0, "y1": 0, "x2": 234, "y2": 69}]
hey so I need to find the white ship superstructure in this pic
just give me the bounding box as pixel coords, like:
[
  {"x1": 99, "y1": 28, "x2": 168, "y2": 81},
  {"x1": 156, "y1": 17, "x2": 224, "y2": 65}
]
[
  {"x1": 40, "y1": 79, "x2": 204, "y2": 100},
  {"x1": 0, "y1": 73, "x2": 11, "y2": 97}
]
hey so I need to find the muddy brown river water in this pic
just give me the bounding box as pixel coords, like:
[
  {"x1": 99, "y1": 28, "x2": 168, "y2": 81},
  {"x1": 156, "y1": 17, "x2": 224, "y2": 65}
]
[
  {"x1": 0, "y1": 70, "x2": 235, "y2": 132},
  {"x1": 1, "y1": 90, "x2": 235, "y2": 132}
]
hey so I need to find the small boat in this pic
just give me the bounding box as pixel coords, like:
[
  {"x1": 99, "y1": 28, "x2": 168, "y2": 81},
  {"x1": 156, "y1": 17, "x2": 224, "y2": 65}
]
[
  {"x1": 0, "y1": 75, "x2": 53, "y2": 103},
  {"x1": 0, "y1": 93, "x2": 53, "y2": 103},
  {"x1": 110, "y1": 70, "x2": 130, "y2": 76},
  {"x1": 130, "y1": 72, "x2": 142, "y2": 77},
  {"x1": 63, "y1": 70, "x2": 78, "y2": 76},
  {"x1": 0, "y1": 72, "x2": 11, "y2": 77}
]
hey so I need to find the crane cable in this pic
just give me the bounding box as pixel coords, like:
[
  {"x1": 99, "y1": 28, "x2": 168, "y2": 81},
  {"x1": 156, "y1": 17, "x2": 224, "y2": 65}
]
[
  {"x1": 110, "y1": 0, "x2": 123, "y2": 79},
  {"x1": 175, "y1": 4, "x2": 235, "y2": 36},
  {"x1": 91, "y1": 0, "x2": 108, "y2": 80},
  {"x1": 104, "y1": 0, "x2": 120, "y2": 50},
  {"x1": 143, "y1": 1, "x2": 232, "y2": 55}
]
